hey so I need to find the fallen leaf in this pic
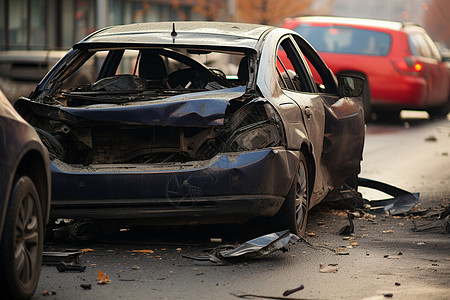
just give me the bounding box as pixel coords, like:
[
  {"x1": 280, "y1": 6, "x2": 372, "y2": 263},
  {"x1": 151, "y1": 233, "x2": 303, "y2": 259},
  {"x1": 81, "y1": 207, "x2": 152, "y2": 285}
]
[
  {"x1": 319, "y1": 263, "x2": 338, "y2": 273},
  {"x1": 80, "y1": 248, "x2": 94, "y2": 253},
  {"x1": 306, "y1": 232, "x2": 316, "y2": 237},
  {"x1": 97, "y1": 269, "x2": 111, "y2": 284},
  {"x1": 131, "y1": 249, "x2": 154, "y2": 254},
  {"x1": 42, "y1": 290, "x2": 56, "y2": 296},
  {"x1": 351, "y1": 241, "x2": 359, "y2": 246}
]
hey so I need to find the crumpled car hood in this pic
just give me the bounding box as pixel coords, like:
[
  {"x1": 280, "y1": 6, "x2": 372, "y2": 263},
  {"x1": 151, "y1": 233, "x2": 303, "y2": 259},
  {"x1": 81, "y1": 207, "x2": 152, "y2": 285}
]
[{"x1": 20, "y1": 86, "x2": 246, "y2": 127}]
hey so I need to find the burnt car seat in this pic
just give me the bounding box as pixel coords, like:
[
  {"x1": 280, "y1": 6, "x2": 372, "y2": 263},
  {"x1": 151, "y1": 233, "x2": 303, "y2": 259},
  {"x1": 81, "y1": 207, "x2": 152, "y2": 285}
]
[{"x1": 139, "y1": 51, "x2": 170, "y2": 89}]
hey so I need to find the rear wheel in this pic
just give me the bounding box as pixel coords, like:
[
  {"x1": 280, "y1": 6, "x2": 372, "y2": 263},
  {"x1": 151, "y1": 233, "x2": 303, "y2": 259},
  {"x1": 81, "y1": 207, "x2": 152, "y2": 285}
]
[
  {"x1": 271, "y1": 152, "x2": 309, "y2": 237},
  {"x1": 427, "y1": 98, "x2": 450, "y2": 118},
  {"x1": 0, "y1": 176, "x2": 43, "y2": 299}
]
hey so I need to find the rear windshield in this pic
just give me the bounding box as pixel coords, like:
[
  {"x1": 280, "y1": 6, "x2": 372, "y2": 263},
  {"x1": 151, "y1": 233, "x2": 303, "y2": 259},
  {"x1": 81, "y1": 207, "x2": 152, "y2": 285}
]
[{"x1": 294, "y1": 25, "x2": 392, "y2": 56}]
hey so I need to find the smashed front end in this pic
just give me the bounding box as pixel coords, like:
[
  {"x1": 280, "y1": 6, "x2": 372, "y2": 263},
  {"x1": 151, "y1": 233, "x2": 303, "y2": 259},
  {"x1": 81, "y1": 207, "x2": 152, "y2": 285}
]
[{"x1": 15, "y1": 46, "x2": 299, "y2": 224}]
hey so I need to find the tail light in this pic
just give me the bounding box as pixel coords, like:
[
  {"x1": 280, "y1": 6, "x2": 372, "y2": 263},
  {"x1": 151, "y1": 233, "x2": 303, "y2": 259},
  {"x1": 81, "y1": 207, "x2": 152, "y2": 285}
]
[{"x1": 391, "y1": 56, "x2": 423, "y2": 75}]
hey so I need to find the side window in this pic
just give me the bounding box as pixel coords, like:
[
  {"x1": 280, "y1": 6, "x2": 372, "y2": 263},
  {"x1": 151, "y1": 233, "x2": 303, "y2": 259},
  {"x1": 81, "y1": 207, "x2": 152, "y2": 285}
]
[
  {"x1": 276, "y1": 37, "x2": 313, "y2": 93},
  {"x1": 290, "y1": 34, "x2": 338, "y2": 95}
]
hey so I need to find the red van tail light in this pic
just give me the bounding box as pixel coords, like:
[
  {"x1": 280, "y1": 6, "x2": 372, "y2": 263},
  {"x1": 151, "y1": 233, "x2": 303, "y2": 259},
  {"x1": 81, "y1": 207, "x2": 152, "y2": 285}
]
[{"x1": 391, "y1": 57, "x2": 423, "y2": 75}]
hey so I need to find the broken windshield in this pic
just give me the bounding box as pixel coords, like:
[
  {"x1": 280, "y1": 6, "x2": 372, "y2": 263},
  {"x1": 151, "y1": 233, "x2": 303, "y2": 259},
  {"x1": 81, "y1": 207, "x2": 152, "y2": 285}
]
[{"x1": 53, "y1": 47, "x2": 248, "y2": 106}]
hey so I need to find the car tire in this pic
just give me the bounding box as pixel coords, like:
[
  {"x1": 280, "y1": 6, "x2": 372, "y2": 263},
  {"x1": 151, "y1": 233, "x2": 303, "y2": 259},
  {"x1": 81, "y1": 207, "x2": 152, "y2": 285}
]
[
  {"x1": 0, "y1": 176, "x2": 43, "y2": 299},
  {"x1": 427, "y1": 98, "x2": 450, "y2": 118},
  {"x1": 375, "y1": 109, "x2": 401, "y2": 122},
  {"x1": 271, "y1": 152, "x2": 309, "y2": 237}
]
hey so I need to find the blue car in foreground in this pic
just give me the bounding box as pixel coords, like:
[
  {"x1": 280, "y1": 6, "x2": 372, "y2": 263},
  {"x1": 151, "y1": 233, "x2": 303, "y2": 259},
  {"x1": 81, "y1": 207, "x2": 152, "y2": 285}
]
[
  {"x1": 0, "y1": 89, "x2": 50, "y2": 299},
  {"x1": 14, "y1": 22, "x2": 365, "y2": 236}
]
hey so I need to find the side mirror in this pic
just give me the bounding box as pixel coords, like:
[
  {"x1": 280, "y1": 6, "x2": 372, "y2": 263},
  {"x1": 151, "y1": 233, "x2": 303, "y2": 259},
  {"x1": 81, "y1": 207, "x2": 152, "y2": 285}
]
[{"x1": 337, "y1": 75, "x2": 364, "y2": 97}]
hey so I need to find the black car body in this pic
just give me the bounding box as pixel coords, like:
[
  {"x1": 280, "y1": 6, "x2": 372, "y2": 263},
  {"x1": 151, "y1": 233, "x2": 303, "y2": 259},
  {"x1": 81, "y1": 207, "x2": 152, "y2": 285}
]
[
  {"x1": 0, "y1": 88, "x2": 51, "y2": 299},
  {"x1": 14, "y1": 22, "x2": 365, "y2": 236}
]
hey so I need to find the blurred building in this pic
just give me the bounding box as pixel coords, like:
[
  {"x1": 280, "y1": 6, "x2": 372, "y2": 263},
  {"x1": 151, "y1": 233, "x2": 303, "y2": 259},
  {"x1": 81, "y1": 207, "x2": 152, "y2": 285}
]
[{"x1": 0, "y1": 0, "x2": 232, "y2": 51}]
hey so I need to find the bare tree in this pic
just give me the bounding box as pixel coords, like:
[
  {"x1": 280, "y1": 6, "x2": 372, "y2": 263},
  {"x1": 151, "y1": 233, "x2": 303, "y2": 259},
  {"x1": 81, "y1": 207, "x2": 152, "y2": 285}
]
[
  {"x1": 236, "y1": 0, "x2": 313, "y2": 25},
  {"x1": 423, "y1": 0, "x2": 450, "y2": 48}
]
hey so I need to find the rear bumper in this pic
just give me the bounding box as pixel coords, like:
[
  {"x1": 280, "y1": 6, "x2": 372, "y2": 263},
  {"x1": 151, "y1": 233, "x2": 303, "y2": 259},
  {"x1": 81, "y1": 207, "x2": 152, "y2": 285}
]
[{"x1": 50, "y1": 148, "x2": 299, "y2": 222}]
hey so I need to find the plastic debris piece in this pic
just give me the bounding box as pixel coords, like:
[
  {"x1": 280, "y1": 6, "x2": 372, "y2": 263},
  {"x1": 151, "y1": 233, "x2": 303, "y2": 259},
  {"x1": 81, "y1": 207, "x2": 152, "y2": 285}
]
[
  {"x1": 358, "y1": 178, "x2": 419, "y2": 215},
  {"x1": 42, "y1": 251, "x2": 82, "y2": 266},
  {"x1": 56, "y1": 262, "x2": 86, "y2": 272},
  {"x1": 80, "y1": 283, "x2": 92, "y2": 290},
  {"x1": 184, "y1": 230, "x2": 299, "y2": 264},
  {"x1": 283, "y1": 284, "x2": 304, "y2": 296},
  {"x1": 220, "y1": 230, "x2": 299, "y2": 260},
  {"x1": 338, "y1": 212, "x2": 355, "y2": 235}
]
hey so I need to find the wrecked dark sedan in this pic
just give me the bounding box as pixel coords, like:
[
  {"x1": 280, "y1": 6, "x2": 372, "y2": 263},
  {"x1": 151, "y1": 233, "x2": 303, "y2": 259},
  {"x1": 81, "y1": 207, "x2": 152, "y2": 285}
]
[{"x1": 14, "y1": 22, "x2": 365, "y2": 236}]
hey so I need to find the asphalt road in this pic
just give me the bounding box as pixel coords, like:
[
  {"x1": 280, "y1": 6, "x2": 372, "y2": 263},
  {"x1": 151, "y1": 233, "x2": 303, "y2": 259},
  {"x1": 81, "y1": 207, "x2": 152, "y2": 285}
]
[{"x1": 33, "y1": 113, "x2": 450, "y2": 300}]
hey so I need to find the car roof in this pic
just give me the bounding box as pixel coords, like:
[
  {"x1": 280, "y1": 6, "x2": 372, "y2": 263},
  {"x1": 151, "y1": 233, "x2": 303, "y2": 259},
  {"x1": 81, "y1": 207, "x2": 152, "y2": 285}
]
[
  {"x1": 76, "y1": 22, "x2": 274, "y2": 50},
  {"x1": 285, "y1": 16, "x2": 410, "y2": 32}
]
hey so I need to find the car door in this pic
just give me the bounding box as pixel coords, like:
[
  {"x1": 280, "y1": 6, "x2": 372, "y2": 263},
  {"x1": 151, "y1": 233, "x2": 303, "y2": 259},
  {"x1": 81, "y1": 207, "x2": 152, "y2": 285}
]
[{"x1": 288, "y1": 34, "x2": 365, "y2": 189}]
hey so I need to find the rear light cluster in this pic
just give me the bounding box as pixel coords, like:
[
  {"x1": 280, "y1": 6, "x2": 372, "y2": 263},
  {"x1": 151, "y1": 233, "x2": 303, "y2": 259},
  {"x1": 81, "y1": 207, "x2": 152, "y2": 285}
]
[{"x1": 391, "y1": 56, "x2": 423, "y2": 75}]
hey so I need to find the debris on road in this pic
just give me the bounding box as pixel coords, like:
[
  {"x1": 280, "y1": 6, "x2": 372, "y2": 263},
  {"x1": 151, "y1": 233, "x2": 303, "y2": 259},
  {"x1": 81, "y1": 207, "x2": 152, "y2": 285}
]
[
  {"x1": 338, "y1": 212, "x2": 355, "y2": 235},
  {"x1": 321, "y1": 178, "x2": 419, "y2": 216},
  {"x1": 424, "y1": 135, "x2": 437, "y2": 142},
  {"x1": 130, "y1": 249, "x2": 154, "y2": 254},
  {"x1": 412, "y1": 205, "x2": 450, "y2": 233},
  {"x1": 97, "y1": 270, "x2": 111, "y2": 284},
  {"x1": 42, "y1": 290, "x2": 56, "y2": 296},
  {"x1": 183, "y1": 230, "x2": 299, "y2": 264},
  {"x1": 80, "y1": 284, "x2": 92, "y2": 290},
  {"x1": 358, "y1": 178, "x2": 419, "y2": 216},
  {"x1": 283, "y1": 284, "x2": 304, "y2": 296},
  {"x1": 56, "y1": 262, "x2": 86, "y2": 272},
  {"x1": 42, "y1": 251, "x2": 82, "y2": 265},
  {"x1": 319, "y1": 263, "x2": 338, "y2": 273}
]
